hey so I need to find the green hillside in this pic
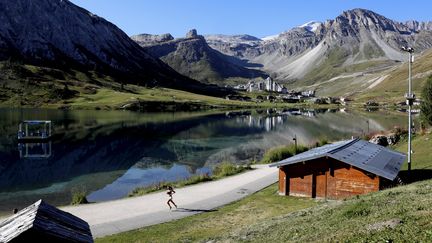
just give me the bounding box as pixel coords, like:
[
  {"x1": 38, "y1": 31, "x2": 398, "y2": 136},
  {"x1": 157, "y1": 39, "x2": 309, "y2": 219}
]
[{"x1": 357, "y1": 49, "x2": 432, "y2": 103}]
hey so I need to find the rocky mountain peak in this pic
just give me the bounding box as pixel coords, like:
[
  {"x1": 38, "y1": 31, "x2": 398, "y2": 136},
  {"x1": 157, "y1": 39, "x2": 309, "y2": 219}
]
[
  {"x1": 405, "y1": 20, "x2": 432, "y2": 32},
  {"x1": 336, "y1": 8, "x2": 408, "y2": 33},
  {"x1": 186, "y1": 29, "x2": 198, "y2": 38}
]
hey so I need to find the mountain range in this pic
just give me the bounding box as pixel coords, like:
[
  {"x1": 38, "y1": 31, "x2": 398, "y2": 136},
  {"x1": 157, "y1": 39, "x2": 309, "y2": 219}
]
[
  {"x1": 0, "y1": 0, "x2": 432, "y2": 105},
  {"x1": 130, "y1": 8, "x2": 432, "y2": 97},
  {"x1": 131, "y1": 30, "x2": 266, "y2": 84}
]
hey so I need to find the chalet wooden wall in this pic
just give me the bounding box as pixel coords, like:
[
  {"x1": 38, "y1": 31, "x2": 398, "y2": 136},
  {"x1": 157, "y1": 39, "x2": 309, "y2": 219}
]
[{"x1": 279, "y1": 158, "x2": 381, "y2": 199}]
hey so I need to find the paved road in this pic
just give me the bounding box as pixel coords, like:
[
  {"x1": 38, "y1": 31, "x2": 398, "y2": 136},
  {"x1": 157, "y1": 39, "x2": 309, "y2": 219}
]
[{"x1": 62, "y1": 166, "x2": 277, "y2": 238}]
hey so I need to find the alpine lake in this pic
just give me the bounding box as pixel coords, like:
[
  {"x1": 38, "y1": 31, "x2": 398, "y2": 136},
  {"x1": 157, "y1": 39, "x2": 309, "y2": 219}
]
[{"x1": 0, "y1": 107, "x2": 410, "y2": 214}]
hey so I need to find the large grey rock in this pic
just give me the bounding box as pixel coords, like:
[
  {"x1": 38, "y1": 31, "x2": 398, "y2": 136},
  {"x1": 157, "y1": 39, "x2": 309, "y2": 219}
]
[{"x1": 369, "y1": 133, "x2": 400, "y2": 147}]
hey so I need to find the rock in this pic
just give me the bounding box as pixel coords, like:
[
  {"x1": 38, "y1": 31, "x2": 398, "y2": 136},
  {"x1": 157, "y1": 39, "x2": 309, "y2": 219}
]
[
  {"x1": 369, "y1": 136, "x2": 389, "y2": 146},
  {"x1": 367, "y1": 219, "x2": 402, "y2": 231},
  {"x1": 369, "y1": 133, "x2": 400, "y2": 147},
  {"x1": 186, "y1": 29, "x2": 198, "y2": 38}
]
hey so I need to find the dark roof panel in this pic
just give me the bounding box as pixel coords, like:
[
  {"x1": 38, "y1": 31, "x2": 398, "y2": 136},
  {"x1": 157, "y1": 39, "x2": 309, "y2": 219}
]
[
  {"x1": 269, "y1": 139, "x2": 355, "y2": 167},
  {"x1": 270, "y1": 138, "x2": 406, "y2": 180}
]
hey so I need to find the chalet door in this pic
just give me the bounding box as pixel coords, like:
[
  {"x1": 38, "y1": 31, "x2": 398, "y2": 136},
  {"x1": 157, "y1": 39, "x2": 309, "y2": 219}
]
[
  {"x1": 312, "y1": 171, "x2": 327, "y2": 198},
  {"x1": 279, "y1": 168, "x2": 287, "y2": 195},
  {"x1": 312, "y1": 173, "x2": 317, "y2": 198},
  {"x1": 316, "y1": 171, "x2": 327, "y2": 198}
]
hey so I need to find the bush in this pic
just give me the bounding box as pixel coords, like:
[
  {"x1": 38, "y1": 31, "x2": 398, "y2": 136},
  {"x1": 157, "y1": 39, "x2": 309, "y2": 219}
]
[
  {"x1": 212, "y1": 161, "x2": 250, "y2": 178},
  {"x1": 315, "y1": 139, "x2": 329, "y2": 148},
  {"x1": 260, "y1": 144, "x2": 308, "y2": 164},
  {"x1": 71, "y1": 188, "x2": 89, "y2": 205},
  {"x1": 421, "y1": 76, "x2": 432, "y2": 126}
]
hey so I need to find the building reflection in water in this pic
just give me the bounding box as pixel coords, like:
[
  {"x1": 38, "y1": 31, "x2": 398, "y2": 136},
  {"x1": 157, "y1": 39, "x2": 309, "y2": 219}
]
[
  {"x1": 18, "y1": 142, "x2": 52, "y2": 159},
  {"x1": 230, "y1": 109, "x2": 332, "y2": 132}
]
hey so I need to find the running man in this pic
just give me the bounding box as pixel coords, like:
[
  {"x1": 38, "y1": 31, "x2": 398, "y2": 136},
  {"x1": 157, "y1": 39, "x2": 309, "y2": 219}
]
[{"x1": 166, "y1": 186, "x2": 177, "y2": 210}]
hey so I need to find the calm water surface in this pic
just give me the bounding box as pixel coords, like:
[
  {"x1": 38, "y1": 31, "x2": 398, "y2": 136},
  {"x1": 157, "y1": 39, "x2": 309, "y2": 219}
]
[{"x1": 0, "y1": 108, "x2": 408, "y2": 213}]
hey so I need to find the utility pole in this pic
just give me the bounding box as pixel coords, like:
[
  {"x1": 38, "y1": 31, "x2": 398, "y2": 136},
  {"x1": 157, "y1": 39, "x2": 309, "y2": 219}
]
[
  {"x1": 366, "y1": 120, "x2": 369, "y2": 135},
  {"x1": 401, "y1": 46, "x2": 415, "y2": 172}
]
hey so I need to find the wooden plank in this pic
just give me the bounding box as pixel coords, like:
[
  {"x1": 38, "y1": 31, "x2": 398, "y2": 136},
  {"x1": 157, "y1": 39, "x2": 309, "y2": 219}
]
[
  {"x1": 327, "y1": 159, "x2": 379, "y2": 199},
  {"x1": 278, "y1": 168, "x2": 286, "y2": 195}
]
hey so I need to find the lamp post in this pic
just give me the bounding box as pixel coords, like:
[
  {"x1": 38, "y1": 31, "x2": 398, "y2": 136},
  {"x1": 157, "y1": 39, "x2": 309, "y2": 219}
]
[
  {"x1": 401, "y1": 46, "x2": 414, "y2": 172},
  {"x1": 293, "y1": 134, "x2": 297, "y2": 153},
  {"x1": 366, "y1": 120, "x2": 369, "y2": 135}
]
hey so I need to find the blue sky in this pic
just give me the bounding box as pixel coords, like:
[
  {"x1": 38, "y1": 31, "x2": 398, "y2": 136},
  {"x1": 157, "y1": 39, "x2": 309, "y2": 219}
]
[{"x1": 70, "y1": 0, "x2": 432, "y2": 38}]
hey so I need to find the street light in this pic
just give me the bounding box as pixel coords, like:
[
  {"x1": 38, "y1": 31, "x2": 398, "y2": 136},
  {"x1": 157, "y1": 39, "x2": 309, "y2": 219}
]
[{"x1": 401, "y1": 46, "x2": 415, "y2": 172}]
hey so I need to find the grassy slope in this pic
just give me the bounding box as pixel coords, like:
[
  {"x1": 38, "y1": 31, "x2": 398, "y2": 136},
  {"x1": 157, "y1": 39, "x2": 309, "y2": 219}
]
[
  {"x1": 218, "y1": 178, "x2": 432, "y2": 242},
  {"x1": 292, "y1": 44, "x2": 398, "y2": 98},
  {"x1": 0, "y1": 62, "x2": 340, "y2": 110},
  {"x1": 357, "y1": 48, "x2": 432, "y2": 103},
  {"x1": 98, "y1": 132, "x2": 432, "y2": 242}
]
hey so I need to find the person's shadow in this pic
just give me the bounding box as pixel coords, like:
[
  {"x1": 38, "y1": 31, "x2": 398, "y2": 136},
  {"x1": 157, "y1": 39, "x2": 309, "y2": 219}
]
[{"x1": 173, "y1": 207, "x2": 217, "y2": 213}]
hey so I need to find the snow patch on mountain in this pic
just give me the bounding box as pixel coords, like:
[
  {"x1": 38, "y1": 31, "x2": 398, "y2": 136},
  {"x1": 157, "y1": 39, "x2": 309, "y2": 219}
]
[
  {"x1": 261, "y1": 34, "x2": 279, "y2": 41},
  {"x1": 204, "y1": 34, "x2": 261, "y2": 45},
  {"x1": 299, "y1": 21, "x2": 322, "y2": 32}
]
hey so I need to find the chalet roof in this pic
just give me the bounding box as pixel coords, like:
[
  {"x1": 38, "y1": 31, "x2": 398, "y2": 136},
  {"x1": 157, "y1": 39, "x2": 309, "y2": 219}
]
[
  {"x1": 0, "y1": 200, "x2": 93, "y2": 243},
  {"x1": 269, "y1": 138, "x2": 406, "y2": 180}
]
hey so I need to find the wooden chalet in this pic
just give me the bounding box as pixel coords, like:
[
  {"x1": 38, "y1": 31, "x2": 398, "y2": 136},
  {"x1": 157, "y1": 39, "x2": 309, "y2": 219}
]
[
  {"x1": 0, "y1": 200, "x2": 93, "y2": 243},
  {"x1": 270, "y1": 138, "x2": 406, "y2": 199}
]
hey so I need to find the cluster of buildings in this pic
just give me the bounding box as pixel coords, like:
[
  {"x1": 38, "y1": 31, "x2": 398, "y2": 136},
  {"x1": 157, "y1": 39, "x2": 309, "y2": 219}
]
[
  {"x1": 233, "y1": 77, "x2": 288, "y2": 94},
  {"x1": 231, "y1": 77, "x2": 320, "y2": 103}
]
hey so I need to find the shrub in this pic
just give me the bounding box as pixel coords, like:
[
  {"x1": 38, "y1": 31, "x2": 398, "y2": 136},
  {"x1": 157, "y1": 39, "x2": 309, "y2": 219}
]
[
  {"x1": 421, "y1": 76, "x2": 432, "y2": 126},
  {"x1": 261, "y1": 144, "x2": 308, "y2": 164},
  {"x1": 213, "y1": 161, "x2": 250, "y2": 178},
  {"x1": 71, "y1": 188, "x2": 89, "y2": 205},
  {"x1": 314, "y1": 139, "x2": 329, "y2": 148}
]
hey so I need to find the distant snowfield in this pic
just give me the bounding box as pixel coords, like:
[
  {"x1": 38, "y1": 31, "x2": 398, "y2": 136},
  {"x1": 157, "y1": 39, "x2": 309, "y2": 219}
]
[
  {"x1": 261, "y1": 34, "x2": 279, "y2": 42},
  {"x1": 299, "y1": 21, "x2": 322, "y2": 32}
]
